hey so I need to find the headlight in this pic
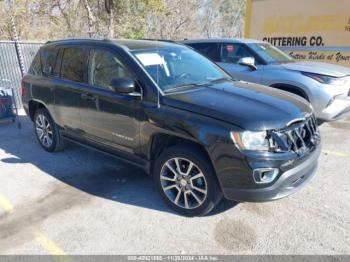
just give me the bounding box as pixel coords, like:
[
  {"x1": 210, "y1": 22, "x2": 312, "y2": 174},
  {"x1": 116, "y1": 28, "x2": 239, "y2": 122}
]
[
  {"x1": 301, "y1": 72, "x2": 347, "y2": 86},
  {"x1": 230, "y1": 131, "x2": 269, "y2": 151}
]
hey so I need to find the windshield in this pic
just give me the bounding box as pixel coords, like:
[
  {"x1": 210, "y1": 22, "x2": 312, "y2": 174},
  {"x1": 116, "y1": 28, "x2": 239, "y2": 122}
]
[
  {"x1": 248, "y1": 43, "x2": 294, "y2": 64},
  {"x1": 132, "y1": 46, "x2": 229, "y2": 93}
]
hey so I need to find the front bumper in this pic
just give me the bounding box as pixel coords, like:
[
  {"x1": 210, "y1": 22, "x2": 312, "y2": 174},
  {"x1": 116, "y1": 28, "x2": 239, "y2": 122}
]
[
  {"x1": 222, "y1": 145, "x2": 321, "y2": 202},
  {"x1": 318, "y1": 96, "x2": 350, "y2": 122}
]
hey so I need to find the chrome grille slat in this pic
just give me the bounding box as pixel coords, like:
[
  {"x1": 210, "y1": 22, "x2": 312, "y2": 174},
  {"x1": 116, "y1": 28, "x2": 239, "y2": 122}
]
[
  {"x1": 311, "y1": 117, "x2": 317, "y2": 132},
  {"x1": 308, "y1": 119, "x2": 315, "y2": 134},
  {"x1": 271, "y1": 115, "x2": 320, "y2": 155},
  {"x1": 286, "y1": 131, "x2": 297, "y2": 151},
  {"x1": 295, "y1": 127, "x2": 306, "y2": 149},
  {"x1": 305, "y1": 121, "x2": 313, "y2": 136}
]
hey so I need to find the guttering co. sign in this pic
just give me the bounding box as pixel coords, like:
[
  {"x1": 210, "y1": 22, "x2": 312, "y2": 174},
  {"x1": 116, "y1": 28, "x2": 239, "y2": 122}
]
[{"x1": 245, "y1": 0, "x2": 350, "y2": 67}]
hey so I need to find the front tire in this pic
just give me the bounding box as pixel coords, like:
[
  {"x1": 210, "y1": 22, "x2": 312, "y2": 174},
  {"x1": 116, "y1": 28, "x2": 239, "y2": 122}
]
[
  {"x1": 154, "y1": 145, "x2": 222, "y2": 216},
  {"x1": 34, "y1": 108, "x2": 65, "y2": 152}
]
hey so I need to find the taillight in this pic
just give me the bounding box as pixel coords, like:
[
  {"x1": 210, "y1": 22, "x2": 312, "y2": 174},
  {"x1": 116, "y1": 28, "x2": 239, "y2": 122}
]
[{"x1": 21, "y1": 80, "x2": 26, "y2": 97}]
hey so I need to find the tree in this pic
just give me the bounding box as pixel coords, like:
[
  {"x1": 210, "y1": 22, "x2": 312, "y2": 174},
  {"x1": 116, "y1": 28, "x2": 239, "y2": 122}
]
[
  {"x1": 0, "y1": 0, "x2": 247, "y2": 41},
  {"x1": 147, "y1": 0, "x2": 203, "y2": 40},
  {"x1": 199, "y1": 0, "x2": 246, "y2": 38}
]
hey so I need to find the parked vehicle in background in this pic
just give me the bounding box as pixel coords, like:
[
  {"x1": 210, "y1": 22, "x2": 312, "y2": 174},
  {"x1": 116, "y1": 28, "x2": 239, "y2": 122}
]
[
  {"x1": 183, "y1": 39, "x2": 350, "y2": 123},
  {"x1": 0, "y1": 79, "x2": 17, "y2": 123},
  {"x1": 22, "y1": 39, "x2": 321, "y2": 216},
  {"x1": 0, "y1": 89, "x2": 14, "y2": 119}
]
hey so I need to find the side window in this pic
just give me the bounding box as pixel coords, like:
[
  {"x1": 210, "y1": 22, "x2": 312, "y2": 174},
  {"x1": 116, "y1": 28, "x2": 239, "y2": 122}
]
[
  {"x1": 88, "y1": 49, "x2": 133, "y2": 90},
  {"x1": 189, "y1": 43, "x2": 221, "y2": 62},
  {"x1": 41, "y1": 48, "x2": 58, "y2": 76},
  {"x1": 53, "y1": 48, "x2": 63, "y2": 77},
  {"x1": 61, "y1": 47, "x2": 88, "y2": 83},
  {"x1": 28, "y1": 52, "x2": 41, "y2": 76},
  {"x1": 220, "y1": 43, "x2": 256, "y2": 64}
]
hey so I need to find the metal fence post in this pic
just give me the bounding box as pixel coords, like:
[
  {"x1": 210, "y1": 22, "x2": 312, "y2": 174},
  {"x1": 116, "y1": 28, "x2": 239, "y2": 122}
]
[{"x1": 10, "y1": 16, "x2": 26, "y2": 77}]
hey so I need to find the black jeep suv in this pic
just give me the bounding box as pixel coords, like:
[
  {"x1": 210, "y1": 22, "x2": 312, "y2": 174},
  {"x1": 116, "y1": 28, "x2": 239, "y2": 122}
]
[{"x1": 22, "y1": 39, "x2": 321, "y2": 216}]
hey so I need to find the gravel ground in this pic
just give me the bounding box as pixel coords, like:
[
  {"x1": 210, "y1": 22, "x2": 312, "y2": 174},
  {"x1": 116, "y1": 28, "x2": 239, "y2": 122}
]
[{"x1": 0, "y1": 113, "x2": 349, "y2": 255}]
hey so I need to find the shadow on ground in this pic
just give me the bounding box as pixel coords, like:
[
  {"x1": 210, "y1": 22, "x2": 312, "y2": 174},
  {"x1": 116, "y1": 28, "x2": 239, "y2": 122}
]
[{"x1": 0, "y1": 115, "x2": 237, "y2": 216}]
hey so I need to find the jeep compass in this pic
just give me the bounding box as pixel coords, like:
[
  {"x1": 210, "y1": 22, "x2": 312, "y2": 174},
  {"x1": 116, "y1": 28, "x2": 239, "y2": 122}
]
[{"x1": 22, "y1": 39, "x2": 321, "y2": 216}]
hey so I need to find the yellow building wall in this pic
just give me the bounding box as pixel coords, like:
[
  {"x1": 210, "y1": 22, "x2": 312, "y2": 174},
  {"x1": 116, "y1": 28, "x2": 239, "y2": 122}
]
[{"x1": 245, "y1": 0, "x2": 350, "y2": 67}]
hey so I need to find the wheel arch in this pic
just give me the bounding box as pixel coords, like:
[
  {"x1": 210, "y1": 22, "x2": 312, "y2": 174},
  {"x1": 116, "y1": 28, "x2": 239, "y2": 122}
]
[
  {"x1": 28, "y1": 100, "x2": 47, "y2": 121},
  {"x1": 149, "y1": 133, "x2": 214, "y2": 175},
  {"x1": 270, "y1": 83, "x2": 310, "y2": 102}
]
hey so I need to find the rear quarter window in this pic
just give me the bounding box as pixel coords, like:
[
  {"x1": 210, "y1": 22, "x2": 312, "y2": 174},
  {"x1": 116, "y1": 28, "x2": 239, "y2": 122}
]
[{"x1": 28, "y1": 52, "x2": 41, "y2": 76}]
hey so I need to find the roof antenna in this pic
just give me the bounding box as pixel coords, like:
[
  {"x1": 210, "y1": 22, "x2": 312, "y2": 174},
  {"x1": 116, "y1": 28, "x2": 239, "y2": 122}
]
[
  {"x1": 157, "y1": 88, "x2": 160, "y2": 108},
  {"x1": 156, "y1": 40, "x2": 160, "y2": 108}
]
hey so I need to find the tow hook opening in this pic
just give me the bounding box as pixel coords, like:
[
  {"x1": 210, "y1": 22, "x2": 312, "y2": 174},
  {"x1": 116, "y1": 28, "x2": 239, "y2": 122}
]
[{"x1": 253, "y1": 168, "x2": 279, "y2": 184}]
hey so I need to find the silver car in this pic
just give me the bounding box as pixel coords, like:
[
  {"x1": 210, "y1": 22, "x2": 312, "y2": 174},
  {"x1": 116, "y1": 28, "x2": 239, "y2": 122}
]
[{"x1": 183, "y1": 38, "x2": 350, "y2": 122}]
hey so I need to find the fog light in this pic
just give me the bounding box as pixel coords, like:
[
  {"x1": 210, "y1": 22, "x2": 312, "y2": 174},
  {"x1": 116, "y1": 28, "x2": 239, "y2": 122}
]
[{"x1": 253, "y1": 168, "x2": 279, "y2": 184}]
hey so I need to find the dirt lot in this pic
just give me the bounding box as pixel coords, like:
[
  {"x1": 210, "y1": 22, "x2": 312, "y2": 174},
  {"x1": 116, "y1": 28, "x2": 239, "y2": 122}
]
[{"x1": 0, "y1": 113, "x2": 349, "y2": 255}]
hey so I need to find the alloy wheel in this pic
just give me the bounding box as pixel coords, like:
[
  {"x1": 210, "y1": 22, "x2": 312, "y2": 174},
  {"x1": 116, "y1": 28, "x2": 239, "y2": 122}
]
[
  {"x1": 160, "y1": 157, "x2": 208, "y2": 209},
  {"x1": 35, "y1": 114, "x2": 53, "y2": 148}
]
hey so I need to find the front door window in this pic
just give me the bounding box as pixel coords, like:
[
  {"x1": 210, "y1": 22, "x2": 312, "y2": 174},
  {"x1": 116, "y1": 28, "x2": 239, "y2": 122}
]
[{"x1": 88, "y1": 49, "x2": 133, "y2": 91}]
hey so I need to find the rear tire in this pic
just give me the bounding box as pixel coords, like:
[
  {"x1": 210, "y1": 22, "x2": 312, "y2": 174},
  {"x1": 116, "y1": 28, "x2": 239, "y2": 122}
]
[
  {"x1": 153, "y1": 144, "x2": 222, "y2": 216},
  {"x1": 34, "y1": 108, "x2": 66, "y2": 152}
]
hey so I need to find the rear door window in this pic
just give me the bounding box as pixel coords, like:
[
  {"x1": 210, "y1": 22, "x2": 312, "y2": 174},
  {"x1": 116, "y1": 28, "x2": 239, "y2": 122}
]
[
  {"x1": 53, "y1": 48, "x2": 63, "y2": 77},
  {"x1": 188, "y1": 43, "x2": 221, "y2": 62},
  {"x1": 60, "y1": 47, "x2": 88, "y2": 83},
  {"x1": 41, "y1": 48, "x2": 59, "y2": 76},
  {"x1": 88, "y1": 48, "x2": 133, "y2": 90}
]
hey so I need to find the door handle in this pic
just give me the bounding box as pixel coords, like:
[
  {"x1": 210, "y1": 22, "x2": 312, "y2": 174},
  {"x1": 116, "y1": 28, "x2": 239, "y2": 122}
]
[{"x1": 81, "y1": 93, "x2": 96, "y2": 101}]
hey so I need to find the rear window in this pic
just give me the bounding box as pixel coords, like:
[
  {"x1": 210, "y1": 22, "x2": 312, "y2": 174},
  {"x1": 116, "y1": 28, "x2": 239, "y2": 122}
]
[{"x1": 60, "y1": 47, "x2": 88, "y2": 83}]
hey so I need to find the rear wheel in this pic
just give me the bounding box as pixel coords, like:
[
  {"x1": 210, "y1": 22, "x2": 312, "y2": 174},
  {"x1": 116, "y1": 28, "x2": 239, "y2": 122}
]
[
  {"x1": 34, "y1": 108, "x2": 65, "y2": 152},
  {"x1": 154, "y1": 145, "x2": 222, "y2": 216}
]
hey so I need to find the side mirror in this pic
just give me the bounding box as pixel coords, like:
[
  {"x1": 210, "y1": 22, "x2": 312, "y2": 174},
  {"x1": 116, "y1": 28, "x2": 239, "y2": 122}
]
[
  {"x1": 110, "y1": 78, "x2": 138, "y2": 95},
  {"x1": 238, "y1": 57, "x2": 257, "y2": 70}
]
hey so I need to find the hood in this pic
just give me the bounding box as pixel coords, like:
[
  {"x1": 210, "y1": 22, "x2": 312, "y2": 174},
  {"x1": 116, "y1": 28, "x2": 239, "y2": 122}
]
[
  {"x1": 282, "y1": 61, "x2": 350, "y2": 77},
  {"x1": 162, "y1": 80, "x2": 312, "y2": 131}
]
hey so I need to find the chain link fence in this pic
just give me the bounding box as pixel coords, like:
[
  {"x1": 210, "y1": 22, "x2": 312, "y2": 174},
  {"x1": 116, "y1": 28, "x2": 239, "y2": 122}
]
[{"x1": 0, "y1": 41, "x2": 43, "y2": 108}]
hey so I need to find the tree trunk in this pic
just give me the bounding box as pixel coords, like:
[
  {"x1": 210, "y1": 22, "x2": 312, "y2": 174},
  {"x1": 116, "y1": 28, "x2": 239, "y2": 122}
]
[
  {"x1": 109, "y1": 6, "x2": 114, "y2": 38},
  {"x1": 83, "y1": 0, "x2": 96, "y2": 37},
  {"x1": 105, "y1": 0, "x2": 114, "y2": 38}
]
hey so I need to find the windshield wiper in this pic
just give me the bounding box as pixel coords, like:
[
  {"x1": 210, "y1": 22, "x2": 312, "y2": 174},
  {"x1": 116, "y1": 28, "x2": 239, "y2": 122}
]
[
  {"x1": 164, "y1": 78, "x2": 230, "y2": 93},
  {"x1": 164, "y1": 83, "x2": 207, "y2": 93},
  {"x1": 208, "y1": 77, "x2": 229, "y2": 83}
]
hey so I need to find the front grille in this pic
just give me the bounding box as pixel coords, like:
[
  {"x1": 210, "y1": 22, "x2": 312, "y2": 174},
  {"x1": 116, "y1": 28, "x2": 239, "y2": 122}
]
[{"x1": 270, "y1": 115, "x2": 320, "y2": 155}]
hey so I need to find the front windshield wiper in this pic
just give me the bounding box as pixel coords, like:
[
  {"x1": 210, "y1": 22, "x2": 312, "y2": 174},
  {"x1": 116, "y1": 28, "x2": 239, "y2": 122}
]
[
  {"x1": 208, "y1": 77, "x2": 229, "y2": 83},
  {"x1": 269, "y1": 60, "x2": 295, "y2": 65},
  {"x1": 164, "y1": 83, "x2": 207, "y2": 93},
  {"x1": 164, "y1": 78, "x2": 230, "y2": 93}
]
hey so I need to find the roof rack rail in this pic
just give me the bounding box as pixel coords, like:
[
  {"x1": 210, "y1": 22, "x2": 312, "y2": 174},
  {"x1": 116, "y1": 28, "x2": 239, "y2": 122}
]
[
  {"x1": 45, "y1": 37, "x2": 109, "y2": 45},
  {"x1": 139, "y1": 38, "x2": 178, "y2": 43}
]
